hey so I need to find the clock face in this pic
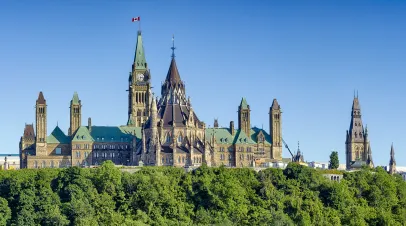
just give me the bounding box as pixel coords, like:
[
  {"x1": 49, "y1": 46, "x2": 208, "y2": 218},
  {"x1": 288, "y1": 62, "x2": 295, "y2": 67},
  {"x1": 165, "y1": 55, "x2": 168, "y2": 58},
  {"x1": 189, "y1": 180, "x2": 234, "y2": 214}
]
[{"x1": 137, "y1": 73, "x2": 144, "y2": 81}]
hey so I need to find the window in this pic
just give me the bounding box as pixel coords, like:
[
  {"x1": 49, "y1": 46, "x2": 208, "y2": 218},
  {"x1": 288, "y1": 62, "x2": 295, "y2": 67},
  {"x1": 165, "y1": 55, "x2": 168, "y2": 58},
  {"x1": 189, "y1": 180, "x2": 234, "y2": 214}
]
[
  {"x1": 178, "y1": 135, "x2": 182, "y2": 143},
  {"x1": 76, "y1": 151, "x2": 80, "y2": 158},
  {"x1": 76, "y1": 161, "x2": 80, "y2": 167},
  {"x1": 42, "y1": 161, "x2": 46, "y2": 168},
  {"x1": 101, "y1": 137, "x2": 104, "y2": 141},
  {"x1": 84, "y1": 152, "x2": 88, "y2": 158},
  {"x1": 50, "y1": 161, "x2": 54, "y2": 168},
  {"x1": 34, "y1": 161, "x2": 38, "y2": 168},
  {"x1": 56, "y1": 148, "x2": 62, "y2": 155},
  {"x1": 166, "y1": 135, "x2": 171, "y2": 143},
  {"x1": 75, "y1": 144, "x2": 81, "y2": 149}
]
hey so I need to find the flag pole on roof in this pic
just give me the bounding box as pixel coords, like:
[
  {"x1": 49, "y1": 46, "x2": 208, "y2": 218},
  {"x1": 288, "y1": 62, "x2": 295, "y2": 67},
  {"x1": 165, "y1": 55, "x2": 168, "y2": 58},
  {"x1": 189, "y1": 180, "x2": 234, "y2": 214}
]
[{"x1": 132, "y1": 16, "x2": 141, "y2": 31}]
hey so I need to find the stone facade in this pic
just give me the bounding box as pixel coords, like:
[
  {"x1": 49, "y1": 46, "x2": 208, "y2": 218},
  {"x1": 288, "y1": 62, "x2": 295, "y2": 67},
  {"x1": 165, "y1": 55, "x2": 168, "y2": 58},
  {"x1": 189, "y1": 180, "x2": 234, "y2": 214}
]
[{"x1": 19, "y1": 30, "x2": 283, "y2": 169}]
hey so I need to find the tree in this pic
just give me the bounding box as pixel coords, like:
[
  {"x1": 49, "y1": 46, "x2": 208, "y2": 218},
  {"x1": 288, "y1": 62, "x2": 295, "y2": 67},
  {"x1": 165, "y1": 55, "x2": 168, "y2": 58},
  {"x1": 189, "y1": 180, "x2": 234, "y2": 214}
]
[{"x1": 329, "y1": 151, "x2": 339, "y2": 169}]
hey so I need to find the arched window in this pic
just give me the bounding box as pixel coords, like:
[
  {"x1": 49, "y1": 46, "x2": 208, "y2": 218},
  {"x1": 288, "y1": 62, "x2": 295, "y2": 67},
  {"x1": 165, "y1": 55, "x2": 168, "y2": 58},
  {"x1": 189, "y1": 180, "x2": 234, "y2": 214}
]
[
  {"x1": 50, "y1": 161, "x2": 54, "y2": 168},
  {"x1": 41, "y1": 161, "x2": 46, "y2": 168},
  {"x1": 178, "y1": 135, "x2": 182, "y2": 143},
  {"x1": 166, "y1": 135, "x2": 171, "y2": 143},
  {"x1": 355, "y1": 132, "x2": 358, "y2": 138},
  {"x1": 34, "y1": 161, "x2": 38, "y2": 168}
]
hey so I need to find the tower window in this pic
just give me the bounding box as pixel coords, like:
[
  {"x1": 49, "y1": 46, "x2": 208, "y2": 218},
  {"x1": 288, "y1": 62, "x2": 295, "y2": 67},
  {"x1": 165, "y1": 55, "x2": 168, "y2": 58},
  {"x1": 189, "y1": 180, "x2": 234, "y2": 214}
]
[{"x1": 178, "y1": 135, "x2": 182, "y2": 143}]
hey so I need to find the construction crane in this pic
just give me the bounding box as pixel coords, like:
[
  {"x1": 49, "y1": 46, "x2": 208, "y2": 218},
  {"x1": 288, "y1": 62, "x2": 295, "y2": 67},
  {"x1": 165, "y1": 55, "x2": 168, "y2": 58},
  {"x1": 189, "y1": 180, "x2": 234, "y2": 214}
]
[
  {"x1": 282, "y1": 138, "x2": 294, "y2": 159},
  {"x1": 282, "y1": 138, "x2": 302, "y2": 163}
]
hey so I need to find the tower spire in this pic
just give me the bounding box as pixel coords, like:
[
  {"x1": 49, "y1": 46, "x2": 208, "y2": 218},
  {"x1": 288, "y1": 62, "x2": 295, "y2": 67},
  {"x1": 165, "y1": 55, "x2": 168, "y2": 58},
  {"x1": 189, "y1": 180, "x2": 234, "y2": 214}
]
[
  {"x1": 171, "y1": 35, "x2": 176, "y2": 58},
  {"x1": 389, "y1": 143, "x2": 396, "y2": 174}
]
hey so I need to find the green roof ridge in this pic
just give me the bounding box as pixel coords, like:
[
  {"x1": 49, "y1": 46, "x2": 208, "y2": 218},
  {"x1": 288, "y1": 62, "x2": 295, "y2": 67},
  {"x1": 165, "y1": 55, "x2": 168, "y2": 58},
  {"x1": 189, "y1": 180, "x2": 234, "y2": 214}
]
[
  {"x1": 71, "y1": 92, "x2": 80, "y2": 105},
  {"x1": 240, "y1": 98, "x2": 249, "y2": 109},
  {"x1": 47, "y1": 126, "x2": 70, "y2": 144},
  {"x1": 234, "y1": 129, "x2": 256, "y2": 144},
  {"x1": 134, "y1": 31, "x2": 147, "y2": 69}
]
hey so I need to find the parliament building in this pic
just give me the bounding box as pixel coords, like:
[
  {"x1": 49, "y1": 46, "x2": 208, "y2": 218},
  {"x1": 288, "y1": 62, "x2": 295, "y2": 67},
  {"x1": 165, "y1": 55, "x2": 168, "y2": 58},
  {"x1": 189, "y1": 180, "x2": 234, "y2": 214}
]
[{"x1": 19, "y1": 29, "x2": 283, "y2": 169}]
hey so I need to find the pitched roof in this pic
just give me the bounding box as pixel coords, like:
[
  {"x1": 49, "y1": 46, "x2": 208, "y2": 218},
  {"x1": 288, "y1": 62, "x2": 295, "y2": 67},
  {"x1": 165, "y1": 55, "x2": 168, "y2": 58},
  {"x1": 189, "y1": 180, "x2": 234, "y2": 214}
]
[
  {"x1": 72, "y1": 126, "x2": 94, "y2": 142},
  {"x1": 271, "y1": 99, "x2": 280, "y2": 110},
  {"x1": 133, "y1": 31, "x2": 147, "y2": 70},
  {"x1": 37, "y1": 92, "x2": 46, "y2": 104},
  {"x1": 23, "y1": 124, "x2": 35, "y2": 139},
  {"x1": 47, "y1": 126, "x2": 70, "y2": 144},
  {"x1": 204, "y1": 127, "x2": 272, "y2": 145},
  {"x1": 90, "y1": 126, "x2": 142, "y2": 142},
  {"x1": 71, "y1": 92, "x2": 80, "y2": 105},
  {"x1": 239, "y1": 98, "x2": 249, "y2": 109}
]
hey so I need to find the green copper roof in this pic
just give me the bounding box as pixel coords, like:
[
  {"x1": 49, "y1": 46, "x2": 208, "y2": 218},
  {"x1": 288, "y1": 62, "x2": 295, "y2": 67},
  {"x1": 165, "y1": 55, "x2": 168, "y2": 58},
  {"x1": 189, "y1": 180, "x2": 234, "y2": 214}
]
[
  {"x1": 234, "y1": 130, "x2": 256, "y2": 144},
  {"x1": 90, "y1": 126, "x2": 142, "y2": 142},
  {"x1": 240, "y1": 98, "x2": 249, "y2": 109},
  {"x1": 71, "y1": 92, "x2": 80, "y2": 105},
  {"x1": 72, "y1": 126, "x2": 94, "y2": 142},
  {"x1": 47, "y1": 126, "x2": 70, "y2": 144},
  {"x1": 250, "y1": 127, "x2": 272, "y2": 145},
  {"x1": 205, "y1": 127, "x2": 272, "y2": 145},
  {"x1": 133, "y1": 31, "x2": 147, "y2": 70},
  {"x1": 127, "y1": 114, "x2": 135, "y2": 126}
]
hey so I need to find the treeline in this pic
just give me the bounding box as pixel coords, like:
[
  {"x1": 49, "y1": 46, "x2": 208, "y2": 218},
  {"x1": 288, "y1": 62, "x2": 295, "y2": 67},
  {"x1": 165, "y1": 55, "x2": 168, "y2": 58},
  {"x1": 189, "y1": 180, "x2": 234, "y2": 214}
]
[{"x1": 0, "y1": 162, "x2": 405, "y2": 226}]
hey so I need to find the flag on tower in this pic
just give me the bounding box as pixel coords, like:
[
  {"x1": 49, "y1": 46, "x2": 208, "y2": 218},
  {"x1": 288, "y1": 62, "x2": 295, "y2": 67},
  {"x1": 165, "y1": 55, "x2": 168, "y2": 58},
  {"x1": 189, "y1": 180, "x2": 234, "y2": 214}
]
[{"x1": 132, "y1": 17, "x2": 140, "y2": 22}]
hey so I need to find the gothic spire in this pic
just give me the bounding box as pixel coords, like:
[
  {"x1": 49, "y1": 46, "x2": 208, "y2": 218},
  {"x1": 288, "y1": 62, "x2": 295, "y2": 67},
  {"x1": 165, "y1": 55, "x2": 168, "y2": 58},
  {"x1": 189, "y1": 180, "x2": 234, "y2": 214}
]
[
  {"x1": 239, "y1": 98, "x2": 249, "y2": 110},
  {"x1": 271, "y1": 98, "x2": 280, "y2": 110},
  {"x1": 133, "y1": 31, "x2": 147, "y2": 70}
]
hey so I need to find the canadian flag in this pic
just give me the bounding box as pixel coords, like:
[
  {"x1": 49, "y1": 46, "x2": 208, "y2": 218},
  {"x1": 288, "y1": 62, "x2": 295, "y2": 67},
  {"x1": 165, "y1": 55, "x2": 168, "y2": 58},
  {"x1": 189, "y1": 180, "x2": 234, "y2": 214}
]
[{"x1": 132, "y1": 17, "x2": 140, "y2": 22}]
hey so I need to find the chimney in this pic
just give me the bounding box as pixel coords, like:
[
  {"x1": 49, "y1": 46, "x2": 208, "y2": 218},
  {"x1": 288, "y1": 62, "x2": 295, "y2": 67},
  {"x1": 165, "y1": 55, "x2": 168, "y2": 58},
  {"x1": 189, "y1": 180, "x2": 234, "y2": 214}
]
[
  {"x1": 230, "y1": 121, "x2": 235, "y2": 135},
  {"x1": 88, "y1": 117, "x2": 92, "y2": 132}
]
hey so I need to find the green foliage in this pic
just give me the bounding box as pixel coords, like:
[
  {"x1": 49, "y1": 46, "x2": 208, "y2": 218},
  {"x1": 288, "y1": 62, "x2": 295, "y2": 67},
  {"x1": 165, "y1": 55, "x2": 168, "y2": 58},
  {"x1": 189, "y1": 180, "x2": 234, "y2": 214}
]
[
  {"x1": 329, "y1": 151, "x2": 339, "y2": 169},
  {"x1": 0, "y1": 162, "x2": 405, "y2": 225}
]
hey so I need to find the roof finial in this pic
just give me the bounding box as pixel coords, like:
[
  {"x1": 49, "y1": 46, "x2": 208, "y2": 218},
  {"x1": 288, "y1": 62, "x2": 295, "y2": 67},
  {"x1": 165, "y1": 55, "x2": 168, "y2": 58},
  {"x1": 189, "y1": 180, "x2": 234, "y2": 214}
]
[{"x1": 171, "y1": 34, "x2": 176, "y2": 58}]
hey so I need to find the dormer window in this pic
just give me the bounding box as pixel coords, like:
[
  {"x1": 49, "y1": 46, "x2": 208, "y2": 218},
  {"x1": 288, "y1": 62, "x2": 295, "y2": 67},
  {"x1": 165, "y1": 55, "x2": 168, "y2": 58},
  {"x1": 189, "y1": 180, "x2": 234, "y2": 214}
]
[{"x1": 101, "y1": 137, "x2": 104, "y2": 141}]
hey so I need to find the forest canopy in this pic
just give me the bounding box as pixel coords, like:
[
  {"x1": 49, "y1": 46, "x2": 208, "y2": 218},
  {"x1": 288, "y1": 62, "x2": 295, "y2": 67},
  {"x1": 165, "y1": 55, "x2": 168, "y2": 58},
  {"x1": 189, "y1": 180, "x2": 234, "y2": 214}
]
[{"x1": 0, "y1": 161, "x2": 405, "y2": 226}]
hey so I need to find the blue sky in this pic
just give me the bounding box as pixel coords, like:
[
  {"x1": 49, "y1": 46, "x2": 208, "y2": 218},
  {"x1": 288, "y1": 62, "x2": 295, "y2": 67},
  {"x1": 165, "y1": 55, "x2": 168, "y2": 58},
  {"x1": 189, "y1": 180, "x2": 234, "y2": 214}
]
[{"x1": 1, "y1": 0, "x2": 405, "y2": 167}]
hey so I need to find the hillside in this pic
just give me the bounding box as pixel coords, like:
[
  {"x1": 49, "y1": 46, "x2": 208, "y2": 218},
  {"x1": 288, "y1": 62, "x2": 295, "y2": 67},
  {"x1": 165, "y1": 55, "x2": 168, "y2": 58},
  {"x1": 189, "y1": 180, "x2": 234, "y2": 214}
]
[{"x1": 0, "y1": 162, "x2": 405, "y2": 225}]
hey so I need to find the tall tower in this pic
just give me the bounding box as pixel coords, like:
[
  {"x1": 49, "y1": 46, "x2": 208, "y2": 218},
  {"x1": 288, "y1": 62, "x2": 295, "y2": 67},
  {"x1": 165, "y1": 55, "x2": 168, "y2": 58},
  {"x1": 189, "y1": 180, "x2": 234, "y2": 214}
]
[
  {"x1": 270, "y1": 99, "x2": 282, "y2": 159},
  {"x1": 389, "y1": 143, "x2": 396, "y2": 175},
  {"x1": 238, "y1": 98, "x2": 250, "y2": 136},
  {"x1": 35, "y1": 92, "x2": 47, "y2": 156},
  {"x1": 69, "y1": 92, "x2": 81, "y2": 136},
  {"x1": 127, "y1": 30, "x2": 151, "y2": 127},
  {"x1": 345, "y1": 94, "x2": 369, "y2": 169}
]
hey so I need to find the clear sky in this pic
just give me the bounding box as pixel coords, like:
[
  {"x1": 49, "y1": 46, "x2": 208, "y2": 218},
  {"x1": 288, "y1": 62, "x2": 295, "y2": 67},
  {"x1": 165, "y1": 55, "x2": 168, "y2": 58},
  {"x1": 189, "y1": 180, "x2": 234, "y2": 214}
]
[{"x1": 1, "y1": 0, "x2": 405, "y2": 167}]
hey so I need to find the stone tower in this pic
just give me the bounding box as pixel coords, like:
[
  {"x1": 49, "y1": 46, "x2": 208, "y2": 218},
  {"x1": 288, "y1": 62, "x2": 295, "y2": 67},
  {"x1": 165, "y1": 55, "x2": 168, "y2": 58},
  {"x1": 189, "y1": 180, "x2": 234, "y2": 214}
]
[
  {"x1": 35, "y1": 92, "x2": 47, "y2": 156},
  {"x1": 270, "y1": 99, "x2": 282, "y2": 159},
  {"x1": 389, "y1": 143, "x2": 396, "y2": 175},
  {"x1": 238, "y1": 98, "x2": 250, "y2": 136},
  {"x1": 128, "y1": 30, "x2": 151, "y2": 127},
  {"x1": 69, "y1": 92, "x2": 82, "y2": 136},
  {"x1": 345, "y1": 95, "x2": 370, "y2": 169}
]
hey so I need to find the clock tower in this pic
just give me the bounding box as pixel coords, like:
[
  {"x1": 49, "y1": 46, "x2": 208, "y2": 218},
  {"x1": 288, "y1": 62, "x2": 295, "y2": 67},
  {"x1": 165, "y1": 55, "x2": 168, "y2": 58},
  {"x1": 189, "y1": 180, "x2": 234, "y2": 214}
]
[{"x1": 127, "y1": 30, "x2": 151, "y2": 127}]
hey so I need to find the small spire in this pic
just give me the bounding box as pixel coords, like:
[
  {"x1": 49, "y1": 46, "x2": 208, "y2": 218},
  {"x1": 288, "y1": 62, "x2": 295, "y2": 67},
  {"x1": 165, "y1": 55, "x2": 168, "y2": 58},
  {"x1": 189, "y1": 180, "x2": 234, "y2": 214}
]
[
  {"x1": 240, "y1": 97, "x2": 249, "y2": 109},
  {"x1": 171, "y1": 34, "x2": 176, "y2": 58}
]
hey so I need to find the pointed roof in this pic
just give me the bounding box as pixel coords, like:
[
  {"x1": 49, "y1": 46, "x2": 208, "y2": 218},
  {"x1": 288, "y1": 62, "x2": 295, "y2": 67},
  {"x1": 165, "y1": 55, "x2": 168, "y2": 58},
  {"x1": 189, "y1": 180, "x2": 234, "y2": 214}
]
[
  {"x1": 239, "y1": 98, "x2": 249, "y2": 110},
  {"x1": 47, "y1": 126, "x2": 69, "y2": 144},
  {"x1": 72, "y1": 126, "x2": 94, "y2": 142},
  {"x1": 165, "y1": 58, "x2": 182, "y2": 84},
  {"x1": 133, "y1": 31, "x2": 147, "y2": 70},
  {"x1": 71, "y1": 92, "x2": 80, "y2": 105},
  {"x1": 37, "y1": 92, "x2": 46, "y2": 104},
  {"x1": 23, "y1": 124, "x2": 35, "y2": 139},
  {"x1": 367, "y1": 144, "x2": 373, "y2": 165},
  {"x1": 390, "y1": 143, "x2": 396, "y2": 164},
  {"x1": 271, "y1": 99, "x2": 280, "y2": 110},
  {"x1": 352, "y1": 97, "x2": 361, "y2": 110}
]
